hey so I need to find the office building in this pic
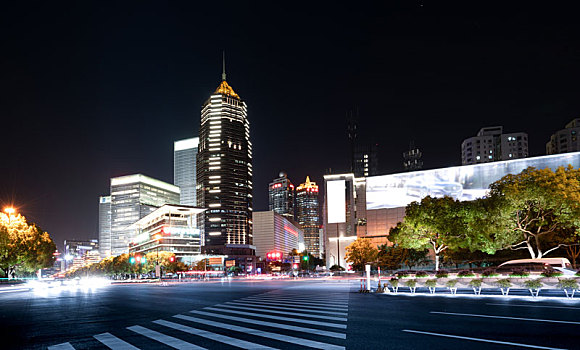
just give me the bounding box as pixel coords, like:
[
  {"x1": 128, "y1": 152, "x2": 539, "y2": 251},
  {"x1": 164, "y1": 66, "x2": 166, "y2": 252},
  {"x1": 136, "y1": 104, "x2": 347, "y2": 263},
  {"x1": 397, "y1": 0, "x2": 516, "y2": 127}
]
[
  {"x1": 353, "y1": 143, "x2": 379, "y2": 177},
  {"x1": 98, "y1": 196, "x2": 112, "y2": 259},
  {"x1": 110, "y1": 174, "x2": 180, "y2": 257},
  {"x1": 197, "y1": 62, "x2": 253, "y2": 255},
  {"x1": 128, "y1": 204, "x2": 205, "y2": 265},
  {"x1": 324, "y1": 151, "x2": 580, "y2": 269},
  {"x1": 174, "y1": 137, "x2": 199, "y2": 206},
  {"x1": 296, "y1": 176, "x2": 321, "y2": 257},
  {"x1": 461, "y1": 126, "x2": 528, "y2": 165},
  {"x1": 546, "y1": 119, "x2": 580, "y2": 155},
  {"x1": 268, "y1": 171, "x2": 295, "y2": 219},
  {"x1": 252, "y1": 211, "x2": 304, "y2": 259},
  {"x1": 64, "y1": 239, "x2": 99, "y2": 271},
  {"x1": 403, "y1": 141, "x2": 423, "y2": 171}
]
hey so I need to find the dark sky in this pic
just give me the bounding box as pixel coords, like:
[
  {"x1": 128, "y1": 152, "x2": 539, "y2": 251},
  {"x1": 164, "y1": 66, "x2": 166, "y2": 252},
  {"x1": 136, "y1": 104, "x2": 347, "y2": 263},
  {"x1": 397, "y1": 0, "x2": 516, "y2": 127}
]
[{"x1": 2, "y1": 2, "x2": 580, "y2": 250}]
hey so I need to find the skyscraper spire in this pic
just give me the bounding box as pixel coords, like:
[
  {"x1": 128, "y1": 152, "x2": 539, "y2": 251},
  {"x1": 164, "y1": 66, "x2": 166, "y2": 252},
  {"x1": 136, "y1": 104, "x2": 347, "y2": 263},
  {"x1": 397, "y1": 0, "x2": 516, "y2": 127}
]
[{"x1": 222, "y1": 51, "x2": 226, "y2": 81}]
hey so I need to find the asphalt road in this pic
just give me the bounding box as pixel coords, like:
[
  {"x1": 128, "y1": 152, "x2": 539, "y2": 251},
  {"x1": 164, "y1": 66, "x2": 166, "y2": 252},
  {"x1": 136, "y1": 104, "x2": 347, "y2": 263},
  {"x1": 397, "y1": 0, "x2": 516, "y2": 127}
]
[{"x1": 0, "y1": 279, "x2": 579, "y2": 349}]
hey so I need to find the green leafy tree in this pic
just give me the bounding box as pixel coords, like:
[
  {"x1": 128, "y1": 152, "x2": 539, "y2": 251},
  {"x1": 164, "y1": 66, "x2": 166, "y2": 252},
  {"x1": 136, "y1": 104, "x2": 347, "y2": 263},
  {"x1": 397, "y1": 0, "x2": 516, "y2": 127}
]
[
  {"x1": 377, "y1": 245, "x2": 429, "y2": 270},
  {"x1": 389, "y1": 196, "x2": 467, "y2": 271},
  {"x1": 345, "y1": 238, "x2": 378, "y2": 271},
  {"x1": 488, "y1": 166, "x2": 580, "y2": 259}
]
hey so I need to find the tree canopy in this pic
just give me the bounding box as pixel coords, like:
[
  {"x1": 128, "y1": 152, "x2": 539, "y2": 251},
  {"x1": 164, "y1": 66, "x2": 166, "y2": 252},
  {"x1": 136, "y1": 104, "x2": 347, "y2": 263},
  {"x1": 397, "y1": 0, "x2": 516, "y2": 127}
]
[{"x1": 344, "y1": 238, "x2": 378, "y2": 271}]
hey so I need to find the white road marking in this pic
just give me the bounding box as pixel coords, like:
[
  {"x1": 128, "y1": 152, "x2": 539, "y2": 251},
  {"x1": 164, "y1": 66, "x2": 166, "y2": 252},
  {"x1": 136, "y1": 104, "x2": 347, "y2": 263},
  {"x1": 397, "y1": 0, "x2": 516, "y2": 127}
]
[
  {"x1": 174, "y1": 314, "x2": 345, "y2": 350},
  {"x1": 242, "y1": 296, "x2": 348, "y2": 306},
  {"x1": 431, "y1": 311, "x2": 580, "y2": 325},
  {"x1": 235, "y1": 299, "x2": 348, "y2": 311},
  {"x1": 403, "y1": 329, "x2": 567, "y2": 350},
  {"x1": 48, "y1": 343, "x2": 76, "y2": 350},
  {"x1": 94, "y1": 333, "x2": 141, "y2": 350},
  {"x1": 190, "y1": 310, "x2": 346, "y2": 339},
  {"x1": 226, "y1": 301, "x2": 348, "y2": 316},
  {"x1": 153, "y1": 319, "x2": 277, "y2": 350},
  {"x1": 204, "y1": 306, "x2": 347, "y2": 329},
  {"x1": 127, "y1": 325, "x2": 206, "y2": 349},
  {"x1": 486, "y1": 303, "x2": 580, "y2": 310},
  {"x1": 216, "y1": 303, "x2": 348, "y2": 321}
]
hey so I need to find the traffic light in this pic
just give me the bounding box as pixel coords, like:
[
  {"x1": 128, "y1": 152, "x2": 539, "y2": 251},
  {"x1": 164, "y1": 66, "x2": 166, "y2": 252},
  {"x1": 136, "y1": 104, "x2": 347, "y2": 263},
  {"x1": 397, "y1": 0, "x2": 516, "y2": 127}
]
[
  {"x1": 129, "y1": 257, "x2": 136, "y2": 264},
  {"x1": 141, "y1": 256, "x2": 147, "y2": 264},
  {"x1": 303, "y1": 255, "x2": 309, "y2": 261},
  {"x1": 169, "y1": 256, "x2": 175, "y2": 263}
]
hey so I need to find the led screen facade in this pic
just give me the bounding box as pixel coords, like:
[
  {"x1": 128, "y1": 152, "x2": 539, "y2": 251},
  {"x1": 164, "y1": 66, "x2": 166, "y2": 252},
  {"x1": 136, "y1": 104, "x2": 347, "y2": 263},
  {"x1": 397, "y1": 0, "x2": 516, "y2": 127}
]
[
  {"x1": 327, "y1": 180, "x2": 346, "y2": 223},
  {"x1": 366, "y1": 152, "x2": 580, "y2": 210}
]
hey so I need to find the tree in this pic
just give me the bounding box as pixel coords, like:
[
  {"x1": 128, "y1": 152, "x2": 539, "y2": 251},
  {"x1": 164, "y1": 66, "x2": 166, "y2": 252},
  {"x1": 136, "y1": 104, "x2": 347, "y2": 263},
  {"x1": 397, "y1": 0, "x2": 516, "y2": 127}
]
[
  {"x1": 377, "y1": 245, "x2": 429, "y2": 270},
  {"x1": 345, "y1": 238, "x2": 378, "y2": 271},
  {"x1": 389, "y1": 196, "x2": 467, "y2": 271},
  {"x1": 0, "y1": 212, "x2": 56, "y2": 278},
  {"x1": 488, "y1": 166, "x2": 580, "y2": 259}
]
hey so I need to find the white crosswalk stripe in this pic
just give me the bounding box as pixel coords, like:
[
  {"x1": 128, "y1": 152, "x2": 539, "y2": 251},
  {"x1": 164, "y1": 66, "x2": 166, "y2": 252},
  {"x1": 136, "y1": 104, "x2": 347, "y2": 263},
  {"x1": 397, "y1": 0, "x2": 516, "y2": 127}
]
[
  {"x1": 227, "y1": 300, "x2": 349, "y2": 315},
  {"x1": 174, "y1": 314, "x2": 345, "y2": 350},
  {"x1": 204, "y1": 306, "x2": 347, "y2": 328},
  {"x1": 45, "y1": 287, "x2": 350, "y2": 350},
  {"x1": 153, "y1": 319, "x2": 278, "y2": 349},
  {"x1": 216, "y1": 303, "x2": 348, "y2": 321},
  {"x1": 94, "y1": 332, "x2": 141, "y2": 350},
  {"x1": 127, "y1": 325, "x2": 206, "y2": 349},
  {"x1": 190, "y1": 310, "x2": 346, "y2": 339}
]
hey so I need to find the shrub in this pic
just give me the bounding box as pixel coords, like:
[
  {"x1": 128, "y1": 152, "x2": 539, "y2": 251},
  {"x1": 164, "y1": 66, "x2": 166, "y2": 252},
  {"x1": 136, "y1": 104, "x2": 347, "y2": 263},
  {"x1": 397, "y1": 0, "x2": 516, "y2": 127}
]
[
  {"x1": 425, "y1": 279, "x2": 437, "y2": 288},
  {"x1": 481, "y1": 268, "x2": 498, "y2": 277},
  {"x1": 457, "y1": 270, "x2": 475, "y2": 278},
  {"x1": 446, "y1": 279, "x2": 458, "y2": 288},
  {"x1": 541, "y1": 270, "x2": 563, "y2": 278},
  {"x1": 389, "y1": 278, "x2": 399, "y2": 288},
  {"x1": 509, "y1": 268, "x2": 529, "y2": 278},
  {"x1": 415, "y1": 271, "x2": 429, "y2": 278},
  {"x1": 405, "y1": 279, "x2": 417, "y2": 288},
  {"x1": 524, "y1": 279, "x2": 543, "y2": 289},
  {"x1": 397, "y1": 271, "x2": 410, "y2": 278},
  {"x1": 435, "y1": 270, "x2": 449, "y2": 278},
  {"x1": 496, "y1": 279, "x2": 511, "y2": 288},
  {"x1": 558, "y1": 278, "x2": 579, "y2": 290},
  {"x1": 576, "y1": 271, "x2": 580, "y2": 277},
  {"x1": 469, "y1": 278, "x2": 483, "y2": 288}
]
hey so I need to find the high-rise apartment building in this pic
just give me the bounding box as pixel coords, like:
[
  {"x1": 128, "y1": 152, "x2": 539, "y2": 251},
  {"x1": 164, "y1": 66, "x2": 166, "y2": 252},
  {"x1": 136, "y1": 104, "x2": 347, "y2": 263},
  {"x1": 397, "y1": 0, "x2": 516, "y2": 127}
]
[
  {"x1": 197, "y1": 64, "x2": 253, "y2": 254},
  {"x1": 403, "y1": 141, "x2": 423, "y2": 171},
  {"x1": 461, "y1": 126, "x2": 528, "y2": 165},
  {"x1": 110, "y1": 174, "x2": 180, "y2": 257},
  {"x1": 352, "y1": 143, "x2": 379, "y2": 177},
  {"x1": 98, "y1": 195, "x2": 112, "y2": 259},
  {"x1": 296, "y1": 176, "x2": 321, "y2": 257},
  {"x1": 268, "y1": 171, "x2": 294, "y2": 219},
  {"x1": 174, "y1": 137, "x2": 199, "y2": 206},
  {"x1": 546, "y1": 119, "x2": 580, "y2": 155}
]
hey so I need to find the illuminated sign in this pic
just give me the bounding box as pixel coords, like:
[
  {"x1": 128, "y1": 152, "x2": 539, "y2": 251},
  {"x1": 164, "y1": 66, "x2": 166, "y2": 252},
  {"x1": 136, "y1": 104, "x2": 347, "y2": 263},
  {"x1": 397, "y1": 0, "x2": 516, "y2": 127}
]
[
  {"x1": 327, "y1": 180, "x2": 346, "y2": 223},
  {"x1": 366, "y1": 152, "x2": 580, "y2": 210}
]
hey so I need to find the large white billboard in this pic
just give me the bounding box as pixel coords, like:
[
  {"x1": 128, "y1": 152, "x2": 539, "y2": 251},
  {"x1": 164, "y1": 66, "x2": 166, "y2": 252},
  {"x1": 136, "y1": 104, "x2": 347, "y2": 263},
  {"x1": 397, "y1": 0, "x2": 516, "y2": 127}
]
[
  {"x1": 327, "y1": 180, "x2": 346, "y2": 223},
  {"x1": 366, "y1": 152, "x2": 580, "y2": 210}
]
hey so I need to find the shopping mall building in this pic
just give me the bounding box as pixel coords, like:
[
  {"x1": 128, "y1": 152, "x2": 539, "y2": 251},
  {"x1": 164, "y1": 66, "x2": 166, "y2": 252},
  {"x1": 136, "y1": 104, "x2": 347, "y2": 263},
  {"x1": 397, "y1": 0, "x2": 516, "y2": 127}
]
[{"x1": 323, "y1": 151, "x2": 580, "y2": 269}]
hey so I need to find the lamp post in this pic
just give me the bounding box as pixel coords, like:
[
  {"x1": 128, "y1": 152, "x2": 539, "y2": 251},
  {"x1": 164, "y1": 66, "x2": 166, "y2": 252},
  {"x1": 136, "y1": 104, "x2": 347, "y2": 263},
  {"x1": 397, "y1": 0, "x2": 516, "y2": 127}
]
[{"x1": 153, "y1": 233, "x2": 162, "y2": 278}]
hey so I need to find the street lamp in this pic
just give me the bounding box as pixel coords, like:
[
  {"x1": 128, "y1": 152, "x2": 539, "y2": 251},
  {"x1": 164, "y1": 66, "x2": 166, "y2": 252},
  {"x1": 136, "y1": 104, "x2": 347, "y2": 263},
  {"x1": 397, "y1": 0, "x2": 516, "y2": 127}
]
[
  {"x1": 154, "y1": 233, "x2": 162, "y2": 278},
  {"x1": 4, "y1": 207, "x2": 15, "y2": 224}
]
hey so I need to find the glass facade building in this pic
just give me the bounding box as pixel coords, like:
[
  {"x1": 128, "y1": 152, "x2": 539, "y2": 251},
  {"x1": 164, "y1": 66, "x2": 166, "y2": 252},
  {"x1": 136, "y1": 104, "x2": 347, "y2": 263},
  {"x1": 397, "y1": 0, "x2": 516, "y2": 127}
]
[
  {"x1": 252, "y1": 211, "x2": 304, "y2": 259},
  {"x1": 128, "y1": 205, "x2": 204, "y2": 265},
  {"x1": 296, "y1": 176, "x2": 321, "y2": 257},
  {"x1": 197, "y1": 75, "x2": 253, "y2": 254},
  {"x1": 110, "y1": 174, "x2": 180, "y2": 257},
  {"x1": 174, "y1": 137, "x2": 199, "y2": 206},
  {"x1": 98, "y1": 195, "x2": 112, "y2": 259},
  {"x1": 268, "y1": 171, "x2": 294, "y2": 219}
]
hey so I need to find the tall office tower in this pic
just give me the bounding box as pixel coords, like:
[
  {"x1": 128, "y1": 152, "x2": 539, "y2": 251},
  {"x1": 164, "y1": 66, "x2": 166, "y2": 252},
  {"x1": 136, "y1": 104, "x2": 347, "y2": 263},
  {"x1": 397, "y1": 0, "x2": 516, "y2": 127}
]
[
  {"x1": 174, "y1": 137, "x2": 199, "y2": 206},
  {"x1": 403, "y1": 140, "x2": 423, "y2": 171},
  {"x1": 353, "y1": 143, "x2": 379, "y2": 177},
  {"x1": 197, "y1": 61, "x2": 253, "y2": 255},
  {"x1": 461, "y1": 126, "x2": 528, "y2": 165},
  {"x1": 296, "y1": 176, "x2": 321, "y2": 257},
  {"x1": 98, "y1": 196, "x2": 112, "y2": 258},
  {"x1": 546, "y1": 118, "x2": 580, "y2": 155},
  {"x1": 110, "y1": 174, "x2": 180, "y2": 257},
  {"x1": 268, "y1": 171, "x2": 295, "y2": 219}
]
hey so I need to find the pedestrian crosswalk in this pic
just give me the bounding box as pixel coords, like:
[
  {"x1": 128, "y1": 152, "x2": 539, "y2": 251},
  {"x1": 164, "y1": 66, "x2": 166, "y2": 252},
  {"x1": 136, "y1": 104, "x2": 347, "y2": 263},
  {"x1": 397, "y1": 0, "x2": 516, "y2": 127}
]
[{"x1": 47, "y1": 285, "x2": 350, "y2": 349}]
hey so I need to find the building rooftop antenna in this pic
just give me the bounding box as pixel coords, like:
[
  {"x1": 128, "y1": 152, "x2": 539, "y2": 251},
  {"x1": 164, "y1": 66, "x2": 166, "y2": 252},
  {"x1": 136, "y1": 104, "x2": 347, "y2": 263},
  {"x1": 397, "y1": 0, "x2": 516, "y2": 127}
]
[{"x1": 222, "y1": 51, "x2": 226, "y2": 81}]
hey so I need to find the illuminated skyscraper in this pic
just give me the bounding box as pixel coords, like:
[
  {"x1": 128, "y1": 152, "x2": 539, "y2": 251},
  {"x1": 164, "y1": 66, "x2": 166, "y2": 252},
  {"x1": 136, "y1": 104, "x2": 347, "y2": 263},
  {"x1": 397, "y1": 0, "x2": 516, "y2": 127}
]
[
  {"x1": 197, "y1": 59, "x2": 253, "y2": 255},
  {"x1": 268, "y1": 171, "x2": 294, "y2": 219},
  {"x1": 174, "y1": 137, "x2": 199, "y2": 206},
  {"x1": 98, "y1": 195, "x2": 111, "y2": 259},
  {"x1": 296, "y1": 176, "x2": 321, "y2": 257}
]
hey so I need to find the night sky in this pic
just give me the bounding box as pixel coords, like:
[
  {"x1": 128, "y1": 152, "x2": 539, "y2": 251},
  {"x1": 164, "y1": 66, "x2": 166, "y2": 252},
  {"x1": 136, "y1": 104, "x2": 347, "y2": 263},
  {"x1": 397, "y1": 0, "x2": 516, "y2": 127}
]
[{"x1": 2, "y1": 2, "x2": 580, "y2": 250}]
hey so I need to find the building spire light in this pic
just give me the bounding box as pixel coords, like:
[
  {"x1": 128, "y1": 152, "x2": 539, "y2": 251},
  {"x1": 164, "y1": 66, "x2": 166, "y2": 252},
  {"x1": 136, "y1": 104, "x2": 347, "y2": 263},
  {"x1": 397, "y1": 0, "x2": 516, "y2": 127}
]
[{"x1": 222, "y1": 51, "x2": 226, "y2": 81}]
